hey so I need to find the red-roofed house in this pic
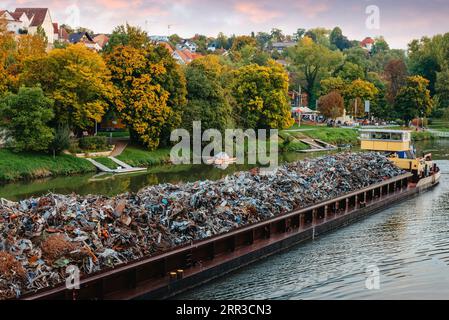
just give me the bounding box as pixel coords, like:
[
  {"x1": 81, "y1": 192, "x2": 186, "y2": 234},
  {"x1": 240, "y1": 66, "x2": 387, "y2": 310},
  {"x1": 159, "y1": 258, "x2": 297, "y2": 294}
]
[
  {"x1": 14, "y1": 8, "x2": 55, "y2": 43},
  {"x1": 93, "y1": 34, "x2": 110, "y2": 50},
  {"x1": 172, "y1": 49, "x2": 202, "y2": 65},
  {"x1": 0, "y1": 10, "x2": 27, "y2": 33},
  {"x1": 53, "y1": 23, "x2": 70, "y2": 43},
  {"x1": 159, "y1": 42, "x2": 174, "y2": 54},
  {"x1": 361, "y1": 37, "x2": 375, "y2": 52}
]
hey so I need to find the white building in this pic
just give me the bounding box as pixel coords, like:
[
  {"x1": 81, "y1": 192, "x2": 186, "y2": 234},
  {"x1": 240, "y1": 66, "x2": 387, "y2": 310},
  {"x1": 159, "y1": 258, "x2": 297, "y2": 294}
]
[{"x1": 0, "y1": 8, "x2": 55, "y2": 44}]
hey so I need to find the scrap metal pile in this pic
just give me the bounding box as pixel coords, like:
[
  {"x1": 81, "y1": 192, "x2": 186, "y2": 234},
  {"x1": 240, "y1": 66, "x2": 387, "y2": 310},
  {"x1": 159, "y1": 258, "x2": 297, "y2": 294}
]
[{"x1": 0, "y1": 152, "x2": 404, "y2": 299}]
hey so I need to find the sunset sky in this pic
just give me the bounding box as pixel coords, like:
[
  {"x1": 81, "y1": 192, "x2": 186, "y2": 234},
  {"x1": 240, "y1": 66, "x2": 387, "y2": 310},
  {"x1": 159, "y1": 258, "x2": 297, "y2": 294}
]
[{"x1": 3, "y1": 0, "x2": 449, "y2": 48}]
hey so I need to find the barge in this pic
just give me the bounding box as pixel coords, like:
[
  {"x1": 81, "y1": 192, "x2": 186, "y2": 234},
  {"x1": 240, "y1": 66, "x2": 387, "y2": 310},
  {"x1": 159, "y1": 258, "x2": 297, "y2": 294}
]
[{"x1": 20, "y1": 130, "x2": 441, "y2": 300}]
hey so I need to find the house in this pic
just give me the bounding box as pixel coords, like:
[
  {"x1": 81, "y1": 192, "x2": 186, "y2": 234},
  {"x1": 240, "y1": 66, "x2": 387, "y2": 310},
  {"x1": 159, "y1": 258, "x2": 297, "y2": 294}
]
[
  {"x1": 172, "y1": 49, "x2": 202, "y2": 65},
  {"x1": 14, "y1": 8, "x2": 55, "y2": 43},
  {"x1": 69, "y1": 32, "x2": 102, "y2": 51},
  {"x1": 207, "y1": 42, "x2": 217, "y2": 52},
  {"x1": 271, "y1": 41, "x2": 296, "y2": 54},
  {"x1": 53, "y1": 23, "x2": 69, "y2": 43},
  {"x1": 361, "y1": 37, "x2": 375, "y2": 52},
  {"x1": 177, "y1": 40, "x2": 198, "y2": 52},
  {"x1": 150, "y1": 35, "x2": 169, "y2": 42},
  {"x1": 93, "y1": 34, "x2": 109, "y2": 49},
  {"x1": 159, "y1": 42, "x2": 174, "y2": 54},
  {"x1": 0, "y1": 10, "x2": 22, "y2": 33}
]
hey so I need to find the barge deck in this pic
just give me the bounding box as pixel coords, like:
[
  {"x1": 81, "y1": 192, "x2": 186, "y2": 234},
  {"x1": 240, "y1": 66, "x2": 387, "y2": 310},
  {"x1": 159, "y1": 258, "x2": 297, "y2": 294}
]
[{"x1": 21, "y1": 172, "x2": 440, "y2": 300}]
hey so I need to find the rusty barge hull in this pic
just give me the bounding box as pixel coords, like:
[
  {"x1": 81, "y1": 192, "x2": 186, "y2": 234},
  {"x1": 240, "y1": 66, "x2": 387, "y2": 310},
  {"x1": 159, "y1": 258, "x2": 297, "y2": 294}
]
[{"x1": 21, "y1": 172, "x2": 440, "y2": 300}]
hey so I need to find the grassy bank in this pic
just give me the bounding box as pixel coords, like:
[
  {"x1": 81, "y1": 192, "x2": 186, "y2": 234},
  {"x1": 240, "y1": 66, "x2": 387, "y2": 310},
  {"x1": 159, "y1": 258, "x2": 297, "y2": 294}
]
[
  {"x1": 280, "y1": 127, "x2": 359, "y2": 151},
  {"x1": 116, "y1": 146, "x2": 171, "y2": 167},
  {"x1": 0, "y1": 149, "x2": 96, "y2": 184},
  {"x1": 429, "y1": 119, "x2": 449, "y2": 132}
]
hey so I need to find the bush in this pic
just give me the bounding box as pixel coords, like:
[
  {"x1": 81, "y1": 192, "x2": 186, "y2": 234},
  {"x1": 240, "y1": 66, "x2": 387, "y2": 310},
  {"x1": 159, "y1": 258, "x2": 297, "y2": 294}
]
[
  {"x1": 0, "y1": 87, "x2": 55, "y2": 152},
  {"x1": 49, "y1": 124, "x2": 71, "y2": 155},
  {"x1": 78, "y1": 136, "x2": 110, "y2": 152},
  {"x1": 395, "y1": 119, "x2": 405, "y2": 126}
]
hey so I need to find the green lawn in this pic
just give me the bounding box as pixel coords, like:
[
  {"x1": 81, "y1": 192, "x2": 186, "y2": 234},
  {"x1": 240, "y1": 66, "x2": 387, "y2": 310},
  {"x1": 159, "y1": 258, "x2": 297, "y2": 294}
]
[
  {"x1": 305, "y1": 128, "x2": 359, "y2": 145},
  {"x1": 116, "y1": 146, "x2": 171, "y2": 167},
  {"x1": 0, "y1": 149, "x2": 95, "y2": 183},
  {"x1": 429, "y1": 119, "x2": 449, "y2": 132}
]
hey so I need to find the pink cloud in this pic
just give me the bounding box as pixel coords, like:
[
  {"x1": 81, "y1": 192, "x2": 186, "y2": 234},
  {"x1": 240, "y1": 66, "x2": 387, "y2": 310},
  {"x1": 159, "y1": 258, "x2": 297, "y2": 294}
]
[
  {"x1": 235, "y1": 2, "x2": 282, "y2": 23},
  {"x1": 295, "y1": 0, "x2": 332, "y2": 18}
]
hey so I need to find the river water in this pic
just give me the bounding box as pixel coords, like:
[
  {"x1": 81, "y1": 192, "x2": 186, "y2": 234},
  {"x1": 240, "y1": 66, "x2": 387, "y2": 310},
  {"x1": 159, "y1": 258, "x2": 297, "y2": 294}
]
[{"x1": 1, "y1": 140, "x2": 449, "y2": 299}]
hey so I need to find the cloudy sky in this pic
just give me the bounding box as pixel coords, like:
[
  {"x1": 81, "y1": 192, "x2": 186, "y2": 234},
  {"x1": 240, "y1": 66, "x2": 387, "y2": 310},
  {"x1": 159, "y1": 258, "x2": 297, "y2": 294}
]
[{"x1": 3, "y1": 0, "x2": 449, "y2": 48}]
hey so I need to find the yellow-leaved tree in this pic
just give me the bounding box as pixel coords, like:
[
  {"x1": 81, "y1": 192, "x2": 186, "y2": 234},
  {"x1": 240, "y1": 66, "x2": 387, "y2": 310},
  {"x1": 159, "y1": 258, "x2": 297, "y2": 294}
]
[
  {"x1": 0, "y1": 17, "x2": 17, "y2": 96},
  {"x1": 105, "y1": 45, "x2": 172, "y2": 149},
  {"x1": 21, "y1": 43, "x2": 115, "y2": 132},
  {"x1": 232, "y1": 61, "x2": 294, "y2": 129}
]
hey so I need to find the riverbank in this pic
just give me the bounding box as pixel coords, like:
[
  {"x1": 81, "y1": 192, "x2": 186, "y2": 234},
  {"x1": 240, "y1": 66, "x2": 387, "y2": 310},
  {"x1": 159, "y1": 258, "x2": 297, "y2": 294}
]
[
  {"x1": 0, "y1": 149, "x2": 96, "y2": 184},
  {"x1": 0, "y1": 124, "x2": 444, "y2": 184}
]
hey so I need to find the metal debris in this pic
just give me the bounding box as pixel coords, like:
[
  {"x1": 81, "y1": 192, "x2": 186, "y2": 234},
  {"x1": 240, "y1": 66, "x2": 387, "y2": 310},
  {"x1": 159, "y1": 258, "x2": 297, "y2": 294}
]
[{"x1": 0, "y1": 152, "x2": 404, "y2": 299}]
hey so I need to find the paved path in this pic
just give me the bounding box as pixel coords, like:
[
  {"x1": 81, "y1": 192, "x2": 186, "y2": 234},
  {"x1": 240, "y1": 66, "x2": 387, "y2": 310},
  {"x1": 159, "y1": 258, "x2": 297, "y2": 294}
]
[{"x1": 110, "y1": 140, "x2": 128, "y2": 157}]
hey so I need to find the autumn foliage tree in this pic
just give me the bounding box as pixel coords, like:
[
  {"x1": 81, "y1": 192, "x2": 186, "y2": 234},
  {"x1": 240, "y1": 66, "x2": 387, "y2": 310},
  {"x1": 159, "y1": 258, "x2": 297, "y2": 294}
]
[
  {"x1": 345, "y1": 79, "x2": 379, "y2": 117},
  {"x1": 232, "y1": 61, "x2": 294, "y2": 129},
  {"x1": 318, "y1": 91, "x2": 345, "y2": 121},
  {"x1": 0, "y1": 17, "x2": 17, "y2": 95},
  {"x1": 384, "y1": 59, "x2": 408, "y2": 104},
  {"x1": 105, "y1": 45, "x2": 172, "y2": 149},
  {"x1": 21, "y1": 44, "x2": 115, "y2": 133},
  {"x1": 395, "y1": 76, "x2": 434, "y2": 123}
]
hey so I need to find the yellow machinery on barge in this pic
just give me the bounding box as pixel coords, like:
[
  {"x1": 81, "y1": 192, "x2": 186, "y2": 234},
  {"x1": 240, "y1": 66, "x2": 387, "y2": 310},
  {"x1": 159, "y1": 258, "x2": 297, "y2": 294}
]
[{"x1": 360, "y1": 129, "x2": 440, "y2": 183}]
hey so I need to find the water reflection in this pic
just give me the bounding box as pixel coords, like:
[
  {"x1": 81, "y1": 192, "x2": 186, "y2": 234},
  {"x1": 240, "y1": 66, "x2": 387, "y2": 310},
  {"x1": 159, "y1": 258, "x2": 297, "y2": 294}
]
[{"x1": 0, "y1": 151, "x2": 331, "y2": 201}]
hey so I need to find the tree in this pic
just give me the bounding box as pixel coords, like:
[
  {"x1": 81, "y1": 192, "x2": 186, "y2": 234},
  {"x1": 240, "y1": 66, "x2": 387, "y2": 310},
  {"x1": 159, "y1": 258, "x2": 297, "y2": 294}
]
[
  {"x1": 336, "y1": 62, "x2": 365, "y2": 82},
  {"x1": 318, "y1": 91, "x2": 345, "y2": 121},
  {"x1": 216, "y1": 32, "x2": 228, "y2": 49},
  {"x1": 345, "y1": 79, "x2": 379, "y2": 117},
  {"x1": 395, "y1": 76, "x2": 434, "y2": 123},
  {"x1": 104, "y1": 24, "x2": 149, "y2": 52},
  {"x1": 0, "y1": 17, "x2": 17, "y2": 95},
  {"x1": 320, "y1": 77, "x2": 346, "y2": 96},
  {"x1": 36, "y1": 26, "x2": 48, "y2": 45},
  {"x1": 148, "y1": 44, "x2": 187, "y2": 147},
  {"x1": 293, "y1": 28, "x2": 306, "y2": 42},
  {"x1": 50, "y1": 123, "x2": 71, "y2": 157},
  {"x1": 22, "y1": 44, "x2": 115, "y2": 132},
  {"x1": 270, "y1": 28, "x2": 285, "y2": 42},
  {"x1": 436, "y1": 69, "x2": 449, "y2": 108},
  {"x1": 0, "y1": 87, "x2": 54, "y2": 152},
  {"x1": 408, "y1": 36, "x2": 441, "y2": 95},
  {"x1": 182, "y1": 55, "x2": 233, "y2": 133},
  {"x1": 169, "y1": 34, "x2": 182, "y2": 47},
  {"x1": 384, "y1": 59, "x2": 408, "y2": 104},
  {"x1": 289, "y1": 37, "x2": 343, "y2": 107},
  {"x1": 60, "y1": 24, "x2": 74, "y2": 34},
  {"x1": 330, "y1": 27, "x2": 352, "y2": 51},
  {"x1": 105, "y1": 45, "x2": 171, "y2": 149},
  {"x1": 372, "y1": 36, "x2": 390, "y2": 54},
  {"x1": 231, "y1": 35, "x2": 257, "y2": 52},
  {"x1": 232, "y1": 62, "x2": 294, "y2": 129},
  {"x1": 255, "y1": 32, "x2": 271, "y2": 49},
  {"x1": 304, "y1": 28, "x2": 331, "y2": 47}
]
